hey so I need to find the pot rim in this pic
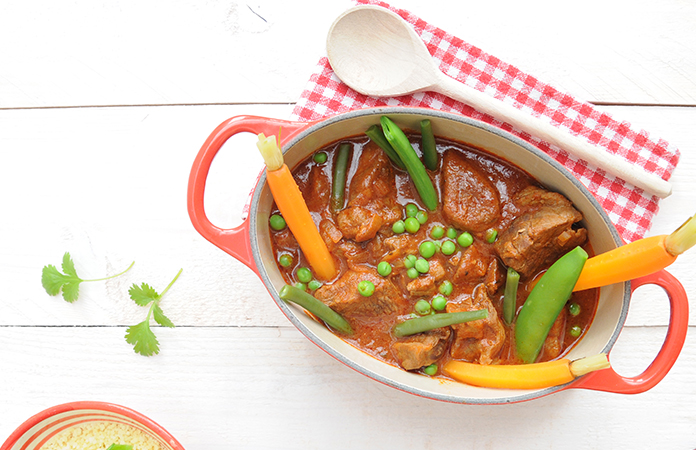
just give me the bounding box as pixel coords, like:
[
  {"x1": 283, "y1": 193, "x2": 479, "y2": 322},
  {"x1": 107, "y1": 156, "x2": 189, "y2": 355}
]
[{"x1": 248, "y1": 106, "x2": 629, "y2": 404}]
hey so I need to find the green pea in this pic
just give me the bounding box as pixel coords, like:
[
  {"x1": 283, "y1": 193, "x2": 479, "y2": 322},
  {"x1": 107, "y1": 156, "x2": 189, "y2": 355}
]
[
  {"x1": 486, "y1": 228, "x2": 498, "y2": 243},
  {"x1": 430, "y1": 225, "x2": 445, "y2": 240},
  {"x1": 419, "y1": 241, "x2": 437, "y2": 259},
  {"x1": 407, "y1": 268, "x2": 419, "y2": 279},
  {"x1": 404, "y1": 254, "x2": 417, "y2": 269},
  {"x1": 405, "y1": 203, "x2": 419, "y2": 218},
  {"x1": 313, "y1": 151, "x2": 328, "y2": 164},
  {"x1": 457, "y1": 231, "x2": 473, "y2": 247},
  {"x1": 441, "y1": 240, "x2": 456, "y2": 256},
  {"x1": 446, "y1": 227, "x2": 458, "y2": 239},
  {"x1": 416, "y1": 210, "x2": 428, "y2": 224},
  {"x1": 423, "y1": 364, "x2": 438, "y2": 376},
  {"x1": 415, "y1": 258, "x2": 429, "y2": 274},
  {"x1": 296, "y1": 267, "x2": 313, "y2": 283},
  {"x1": 308, "y1": 280, "x2": 322, "y2": 291},
  {"x1": 439, "y1": 280, "x2": 453, "y2": 296},
  {"x1": 432, "y1": 295, "x2": 447, "y2": 311},
  {"x1": 569, "y1": 325, "x2": 582, "y2": 338},
  {"x1": 294, "y1": 282, "x2": 307, "y2": 291},
  {"x1": 415, "y1": 299, "x2": 432, "y2": 315},
  {"x1": 568, "y1": 302, "x2": 581, "y2": 316},
  {"x1": 269, "y1": 214, "x2": 287, "y2": 231},
  {"x1": 377, "y1": 261, "x2": 392, "y2": 277},
  {"x1": 278, "y1": 253, "x2": 293, "y2": 267},
  {"x1": 404, "y1": 217, "x2": 420, "y2": 234},
  {"x1": 358, "y1": 280, "x2": 375, "y2": 297},
  {"x1": 392, "y1": 220, "x2": 406, "y2": 234}
]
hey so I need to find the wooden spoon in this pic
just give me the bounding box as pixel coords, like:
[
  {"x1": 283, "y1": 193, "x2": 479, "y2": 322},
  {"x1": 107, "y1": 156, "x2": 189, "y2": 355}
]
[{"x1": 326, "y1": 5, "x2": 672, "y2": 198}]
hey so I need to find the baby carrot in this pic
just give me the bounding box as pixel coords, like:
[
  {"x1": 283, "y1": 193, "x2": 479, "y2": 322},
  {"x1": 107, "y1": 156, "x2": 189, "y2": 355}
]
[
  {"x1": 574, "y1": 213, "x2": 695, "y2": 292},
  {"x1": 442, "y1": 354, "x2": 610, "y2": 390},
  {"x1": 257, "y1": 133, "x2": 337, "y2": 281}
]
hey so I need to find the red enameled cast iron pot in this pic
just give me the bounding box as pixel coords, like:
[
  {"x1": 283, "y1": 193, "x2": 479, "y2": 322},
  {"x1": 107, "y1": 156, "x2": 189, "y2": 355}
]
[{"x1": 187, "y1": 107, "x2": 688, "y2": 404}]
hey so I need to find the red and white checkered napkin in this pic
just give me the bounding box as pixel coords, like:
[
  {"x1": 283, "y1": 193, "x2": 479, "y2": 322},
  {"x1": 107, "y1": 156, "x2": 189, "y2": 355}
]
[{"x1": 290, "y1": 0, "x2": 680, "y2": 243}]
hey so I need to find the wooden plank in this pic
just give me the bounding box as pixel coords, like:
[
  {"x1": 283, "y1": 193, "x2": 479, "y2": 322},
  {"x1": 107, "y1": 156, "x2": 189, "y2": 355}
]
[
  {"x1": 1, "y1": 104, "x2": 694, "y2": 327},
  {"x1": 1, "y1": 1, "x2": 695, "y2": 108},
  {"x1": 0, "y1": 326, "x2": 694, "y2": 449}
]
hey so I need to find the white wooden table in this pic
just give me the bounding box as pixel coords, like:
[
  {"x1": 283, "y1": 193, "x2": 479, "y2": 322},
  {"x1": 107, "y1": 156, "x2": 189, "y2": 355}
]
[{"x1": 2, "y1": 1, "x2": 695, "y2": 448}]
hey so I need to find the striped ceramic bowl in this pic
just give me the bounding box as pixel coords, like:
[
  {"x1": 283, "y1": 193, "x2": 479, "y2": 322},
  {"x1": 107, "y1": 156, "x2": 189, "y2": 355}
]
[{"x1": 1, "y1": 402, "x2": 184, "y2": 450}]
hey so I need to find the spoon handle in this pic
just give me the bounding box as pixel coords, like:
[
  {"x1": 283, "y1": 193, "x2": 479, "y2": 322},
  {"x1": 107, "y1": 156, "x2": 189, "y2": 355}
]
[{"x1": 433, "y1": 73, "x2": 672, "y2": 198}]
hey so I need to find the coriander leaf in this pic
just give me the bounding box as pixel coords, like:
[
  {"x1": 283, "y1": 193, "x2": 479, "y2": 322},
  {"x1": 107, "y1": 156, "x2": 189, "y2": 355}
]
[
  {"x1": 61, "y1": 252, "x2": 78, "y2": 277},
  {"x1": 128, "y1": 283, "x2": 159, "y2": 306},
  {"x1": 41, "y1": 253, "x2": 134, "y2": 303},
  {"x1": 106, "y1": 445, "x2": 133, "y2": 450},
  {"x1": 125, "y1": 320, "x2": 160, "y2": 356},
  {"x1": 41, "y1": 264, "x2": 70, "y2": 296},
  {"x1": 153, "y1": 304, "x2": 175, "y2": 328},
  {"x1": 61, "y1": 280, "x2": 82, "y2": 303}
]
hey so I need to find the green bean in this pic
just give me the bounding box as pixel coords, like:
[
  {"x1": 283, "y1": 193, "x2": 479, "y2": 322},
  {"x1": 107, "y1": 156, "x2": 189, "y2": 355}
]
[
  {"x1": 515, "y1": 246, "x2": 588, "y2": 363},
  {"x1": 331, "y1": 142, "x2": 352, "y2": 212},
  {"x1": 380, "y1": 116, "x2": 438, "y2": 211},
  {"x1": 420, "y1": 119, "x2": 438, "y2": 171},
  {"x1": 365, "y1": 125, "x2": 405, "y2": 169},
  {"x1": 392, "y1": 309, "x2": 488, "y2": 338},
  {"x1": 279, "y1": 284, "x2": 353, "y2": 335},
  {"x1": 502, "y1": 267, "x2": 520, "y2": 325}
]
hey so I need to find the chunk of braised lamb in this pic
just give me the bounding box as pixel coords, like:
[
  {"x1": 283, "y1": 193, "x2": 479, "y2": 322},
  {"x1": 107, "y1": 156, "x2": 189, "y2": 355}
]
[
  {"x1": 297, "y1": 164, "x2": 331, "y2": 214},
  {"x1": 391, "y1": 328, "x2": 451, "y2": 371},
  {"x1": 336, "y1": 143, "x2": 401, "y2": 241},
  {"x1": 484, "y1": 258, "x2": 505, "y2": 296},
  {"x1": 406, "y1": 275, "x2": 437, "y2": 297},
  {"x1": 382, "y1": 234, "x2": 420, "y2": 263},
  {"x1": 319, "y1": 219, "x2": 343, "y2": 251},
  {"x1": 494, "y1": 186, "x2": 587, "y2": 278},
  {"x1": 336, "y1": 206, "x2": 383, "y2": 242},
  {"x1": 447, "y1": 284, "x2": 506, "y2": 365},
  {"x1": 452, "y1": 243, "x2": 489, "y2": 285},
  {"x1": 441, "y1": 150, "x2": 501, "y2": 232},
  {"x1": 314, "y1": 269, "x2": 405, "y2": 319}
]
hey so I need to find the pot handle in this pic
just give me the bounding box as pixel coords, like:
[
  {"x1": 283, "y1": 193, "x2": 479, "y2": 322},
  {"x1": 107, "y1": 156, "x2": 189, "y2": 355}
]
[
  {"x1": 187, "y1": 115, "x2": 308, "y2": 272},
  {"x1": 571, "y1": 269, "x2": 688, "y2": 394}
]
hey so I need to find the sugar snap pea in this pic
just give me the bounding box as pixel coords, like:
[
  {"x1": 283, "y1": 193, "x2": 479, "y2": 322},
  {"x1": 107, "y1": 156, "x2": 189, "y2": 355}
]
[
  {"x1": 380, "y1": 116, "x2": 438, "y2": 211},
  {"x1": 392, "y1": 309, "x2": 488, "y2": 338},
  {"x1": 515, "y1": 246, "x2": 588, "y2": 363},
  {"x1": 279, "y1": 284, "x2": 353, "y2": 335},
  {"x1": 365, "y1": 125, "x2": 405, "y2": 169}
]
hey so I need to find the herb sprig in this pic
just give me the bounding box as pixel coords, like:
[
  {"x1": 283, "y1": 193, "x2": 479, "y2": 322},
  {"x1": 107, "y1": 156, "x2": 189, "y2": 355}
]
[
  {"x1": 125, "y1": 269, "x2": 181, "y2": 356},
  {"x1": 41, "y1": 252, "x2": 134, "y2": 302}
]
